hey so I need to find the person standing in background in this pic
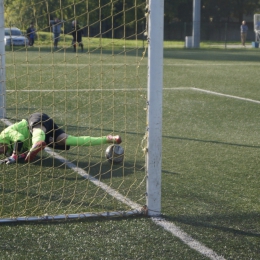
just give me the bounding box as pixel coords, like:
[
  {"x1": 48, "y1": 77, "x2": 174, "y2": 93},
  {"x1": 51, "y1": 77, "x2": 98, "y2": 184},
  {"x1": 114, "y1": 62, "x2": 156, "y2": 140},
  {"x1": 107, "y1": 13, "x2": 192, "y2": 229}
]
[
  {"x1": 71, "y1": 20, "x2": 84, "y2": 52},
  {"x1": 26, "y1": 24, "x2": 36, "y2": 46},
  {"x1": 51, "y1": 18, "x2": 62, "y2": 49},
  {"x1": 240, "y1": 20, "x2": 248, "y2": 47}
]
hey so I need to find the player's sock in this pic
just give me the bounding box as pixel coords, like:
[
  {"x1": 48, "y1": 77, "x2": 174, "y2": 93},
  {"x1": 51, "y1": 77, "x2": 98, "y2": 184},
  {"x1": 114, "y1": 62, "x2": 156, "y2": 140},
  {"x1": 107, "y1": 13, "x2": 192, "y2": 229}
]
[
  {"x1": 66, "y1": 135, "x2": 122, "y2": 146},
  {"x1": 66, "y1": 135, "x2": 108, "y2": 146}
]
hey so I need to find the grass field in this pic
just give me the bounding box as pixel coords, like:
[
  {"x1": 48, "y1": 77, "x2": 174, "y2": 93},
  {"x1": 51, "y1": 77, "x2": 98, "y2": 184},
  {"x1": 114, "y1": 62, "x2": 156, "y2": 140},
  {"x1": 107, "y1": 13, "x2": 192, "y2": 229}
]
[{"x1": 0, "y1": 42, "x2": 260, "y2": 259}]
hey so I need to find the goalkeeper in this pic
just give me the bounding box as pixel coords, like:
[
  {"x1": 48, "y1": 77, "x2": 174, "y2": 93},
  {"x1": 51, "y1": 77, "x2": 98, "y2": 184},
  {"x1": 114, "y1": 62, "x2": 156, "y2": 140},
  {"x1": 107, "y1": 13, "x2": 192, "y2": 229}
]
[{"x1": 0, "y1": 113, "x2": 122, "y2": 164}]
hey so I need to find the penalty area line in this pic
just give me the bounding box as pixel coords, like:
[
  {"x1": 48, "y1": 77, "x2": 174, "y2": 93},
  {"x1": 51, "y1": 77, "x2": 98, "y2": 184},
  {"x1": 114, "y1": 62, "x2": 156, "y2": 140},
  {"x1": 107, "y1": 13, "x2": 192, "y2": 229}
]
[
  {"x1": 191, "y1": 87, "x2": 260, "y2": 104},
  {"x1": 0, "y1": 118, "x2": 225, "y2": 260}
]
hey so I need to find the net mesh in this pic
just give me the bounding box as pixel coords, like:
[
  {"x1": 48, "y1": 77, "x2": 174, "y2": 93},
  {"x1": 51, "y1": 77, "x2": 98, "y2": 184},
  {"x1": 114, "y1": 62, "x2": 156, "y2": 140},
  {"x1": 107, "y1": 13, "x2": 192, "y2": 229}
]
[{"x1": 0, "y1": 0, "x2": 148, "y2": 221}]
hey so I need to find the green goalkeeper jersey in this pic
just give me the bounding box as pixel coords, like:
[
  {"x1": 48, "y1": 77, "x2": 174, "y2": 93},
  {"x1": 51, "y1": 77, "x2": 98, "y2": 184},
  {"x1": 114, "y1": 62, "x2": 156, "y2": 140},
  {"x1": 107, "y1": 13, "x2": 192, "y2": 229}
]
[{"x1": 0, "y1": 119, "x2": 32, "y2": 155}]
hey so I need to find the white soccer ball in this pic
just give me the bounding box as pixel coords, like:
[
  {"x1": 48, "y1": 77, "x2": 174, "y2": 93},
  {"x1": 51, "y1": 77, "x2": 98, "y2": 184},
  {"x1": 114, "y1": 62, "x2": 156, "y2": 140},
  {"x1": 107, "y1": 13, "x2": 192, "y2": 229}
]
[{"x1": 105, "y1": 144, "x2": 124, "y2": 164}]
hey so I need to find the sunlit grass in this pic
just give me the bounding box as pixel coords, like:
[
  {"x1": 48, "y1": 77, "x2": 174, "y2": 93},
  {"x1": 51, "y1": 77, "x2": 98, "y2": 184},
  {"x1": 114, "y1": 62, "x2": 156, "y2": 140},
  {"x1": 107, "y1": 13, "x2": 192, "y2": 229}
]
[{"x1": 0, "y1": 45, "x2": 260, "y2": 259}]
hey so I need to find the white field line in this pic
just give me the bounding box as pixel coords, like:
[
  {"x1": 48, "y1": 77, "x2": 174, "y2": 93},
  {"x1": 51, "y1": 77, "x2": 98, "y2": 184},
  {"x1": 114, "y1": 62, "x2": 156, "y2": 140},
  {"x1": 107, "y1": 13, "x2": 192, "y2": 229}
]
[
  {"x1": 7, "y1": 86, "x2": 260, "y2": 104},
  {"x1": 153, "y1": 217, "x2": 226, "y2": 260},
  {"x1": 1, "y1": 116, "x2": 226, "y2": 260},
  {"x1": 191, "y1": 87, "x2": 260, "y2": 104},
  {"x1": 44, "y1": 148, "x2": 141, "y2": 210},
  {"x1": 1, "y1": 119, "x2": 139, "y2": 211}
]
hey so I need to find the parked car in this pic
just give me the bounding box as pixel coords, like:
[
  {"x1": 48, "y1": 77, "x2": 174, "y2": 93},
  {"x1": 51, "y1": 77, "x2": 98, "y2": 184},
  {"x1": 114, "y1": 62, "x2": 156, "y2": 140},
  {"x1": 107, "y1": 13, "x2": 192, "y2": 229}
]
[{"x1": 4, "y1": 27, "x2": 29, "y2": 46}]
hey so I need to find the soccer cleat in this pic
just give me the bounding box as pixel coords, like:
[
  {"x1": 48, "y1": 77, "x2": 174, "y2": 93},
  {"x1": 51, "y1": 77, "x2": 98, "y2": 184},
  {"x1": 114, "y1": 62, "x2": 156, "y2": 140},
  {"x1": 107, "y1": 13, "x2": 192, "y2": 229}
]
[
  {"x1": 106, "y1": 135, "x2": 122, "y2": 144},
  {"x1": 25, "y1": 141, "x2": 46, "y2": 162}
]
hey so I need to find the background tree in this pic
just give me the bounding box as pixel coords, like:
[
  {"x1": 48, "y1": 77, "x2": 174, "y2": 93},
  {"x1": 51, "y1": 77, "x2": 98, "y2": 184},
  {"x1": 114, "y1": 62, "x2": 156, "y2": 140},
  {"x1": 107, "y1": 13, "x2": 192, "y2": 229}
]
[
  {"x1": 4, "y1": 0, "x2": 260, "y2": 36},
  {"x1": 4, "y1": 0, "x2": 146, "y2": 37},
  {"x1": 164, "y1": 0, "x2": 193, "y2": 23},
  {"x1": 201, "y1": 0, "x2": 260, "y2": 22}
]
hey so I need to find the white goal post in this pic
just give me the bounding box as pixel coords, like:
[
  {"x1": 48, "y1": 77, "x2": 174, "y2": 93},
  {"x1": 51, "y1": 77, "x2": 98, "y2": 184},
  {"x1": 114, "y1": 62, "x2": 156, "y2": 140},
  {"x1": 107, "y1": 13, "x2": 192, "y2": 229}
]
[
  {"x1": 0, "y1": 0, "x2": 163, "y2": 222},
  {"x1": 0, "y1": 0, "x2": 5, "y2": 119},
  {"x1": 254, "y1": 14, "x2": 260, "y2": 42},
  {"x1": 146, "y1": 0, "x2": 164, "y2": 216}
]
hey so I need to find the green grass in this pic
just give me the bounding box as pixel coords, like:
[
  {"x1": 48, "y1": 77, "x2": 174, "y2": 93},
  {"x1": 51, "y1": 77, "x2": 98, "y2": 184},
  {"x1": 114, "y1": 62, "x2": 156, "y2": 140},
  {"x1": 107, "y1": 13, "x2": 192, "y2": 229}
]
[{"x1": 0, "y1": 42, "x2": 260, "y2": 259}]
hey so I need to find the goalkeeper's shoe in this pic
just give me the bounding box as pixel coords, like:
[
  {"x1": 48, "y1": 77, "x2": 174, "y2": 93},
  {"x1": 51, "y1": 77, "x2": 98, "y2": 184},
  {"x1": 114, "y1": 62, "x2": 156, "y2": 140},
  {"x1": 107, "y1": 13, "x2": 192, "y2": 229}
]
[
  {"x1": 106, "y1": 135, "x2": 122, "y2": 144},
  {"x1": 25, "y1": 141, "x2": 46, "y2": 162}
]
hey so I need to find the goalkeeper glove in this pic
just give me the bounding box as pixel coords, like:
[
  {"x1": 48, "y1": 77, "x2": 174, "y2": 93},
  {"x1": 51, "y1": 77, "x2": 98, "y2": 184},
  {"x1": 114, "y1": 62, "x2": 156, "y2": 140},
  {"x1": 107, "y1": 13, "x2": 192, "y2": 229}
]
[{"x1": 0, "y1": 153, "x2": 27, "y2": 165}]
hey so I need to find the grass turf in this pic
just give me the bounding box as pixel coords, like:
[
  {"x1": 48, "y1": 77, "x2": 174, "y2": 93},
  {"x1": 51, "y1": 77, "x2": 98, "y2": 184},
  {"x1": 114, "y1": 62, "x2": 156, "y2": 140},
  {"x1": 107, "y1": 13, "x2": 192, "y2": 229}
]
[{"x1": 0, "y1": 43, "x2": 260, "y2": 259}]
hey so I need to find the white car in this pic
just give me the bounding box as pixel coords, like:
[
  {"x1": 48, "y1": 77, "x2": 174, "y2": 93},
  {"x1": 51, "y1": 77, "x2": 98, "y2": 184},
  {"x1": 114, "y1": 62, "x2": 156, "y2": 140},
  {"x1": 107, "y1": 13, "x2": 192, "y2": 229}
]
[{"x1": 4, "y1": 27, "x2": 29, "y2": 46}]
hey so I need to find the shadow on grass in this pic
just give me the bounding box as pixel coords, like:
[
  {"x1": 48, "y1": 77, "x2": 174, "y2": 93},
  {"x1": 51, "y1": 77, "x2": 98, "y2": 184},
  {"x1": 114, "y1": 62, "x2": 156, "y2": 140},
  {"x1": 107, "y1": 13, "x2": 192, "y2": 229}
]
[
  {"x1": 162, "y1": 169, "x2": 180, "y2": 175},
  {"x1": 167, "y1": 135, "x2": 260, "y2": 149},
  {"x1": 7, "y1": 44, "x2": 260, "y2": 63},
  {"x1": 163, "y1": 213, "x2": 260, "y2": 238},
  {"x1": 164, "y1": 48, "x2": 260, "y2": 63},
  {"x1": 5, "y1": 46, "x2": 146, "y2": 58},
  {"x1": 0, "y1": 214, "x2": 147, "y2": 226},
  {"x1": 2, "y1": 113, "x2": 145, "y2": 139},
  {"x1": 27, "y1": 154, "x2": 144, "y2": 180}
]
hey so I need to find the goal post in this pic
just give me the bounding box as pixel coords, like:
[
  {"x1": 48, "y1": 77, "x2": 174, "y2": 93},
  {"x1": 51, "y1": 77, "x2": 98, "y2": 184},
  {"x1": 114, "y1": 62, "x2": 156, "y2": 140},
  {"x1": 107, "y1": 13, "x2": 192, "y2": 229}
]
[
  {"x1": 253, "y1": 14, "x2": 260, "y2": 42},
  {"x1": 0, "y1": 0, "x2": 5, "y2": 119},
  {"x1": 146, "y1": 0, "x2": 164, "y2": 216},
  {"x1": 0, "y1": 0, "x2": 163, "y2": 222}
]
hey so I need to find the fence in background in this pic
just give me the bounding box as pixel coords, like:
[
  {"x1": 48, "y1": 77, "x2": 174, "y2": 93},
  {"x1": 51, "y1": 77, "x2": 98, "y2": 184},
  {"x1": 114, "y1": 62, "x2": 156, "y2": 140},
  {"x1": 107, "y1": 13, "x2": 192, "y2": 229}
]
[{"x1": 164, "y1": 21, "x2": 255, "y2": 43}]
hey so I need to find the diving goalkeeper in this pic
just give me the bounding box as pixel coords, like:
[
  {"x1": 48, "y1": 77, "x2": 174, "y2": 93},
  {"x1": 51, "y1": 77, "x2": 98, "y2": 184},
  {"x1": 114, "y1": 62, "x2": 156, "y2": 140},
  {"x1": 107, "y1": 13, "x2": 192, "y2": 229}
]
[{"x1": 0, "y1": 113, "x2": 122, "y2": 164}]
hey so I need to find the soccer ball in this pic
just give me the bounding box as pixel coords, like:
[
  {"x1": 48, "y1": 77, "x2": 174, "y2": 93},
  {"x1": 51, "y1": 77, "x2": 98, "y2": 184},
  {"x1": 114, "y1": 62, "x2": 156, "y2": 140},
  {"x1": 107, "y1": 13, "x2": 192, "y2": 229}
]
[{"x1": 105, "y1": 144, "x2": 124, "y2": 164}]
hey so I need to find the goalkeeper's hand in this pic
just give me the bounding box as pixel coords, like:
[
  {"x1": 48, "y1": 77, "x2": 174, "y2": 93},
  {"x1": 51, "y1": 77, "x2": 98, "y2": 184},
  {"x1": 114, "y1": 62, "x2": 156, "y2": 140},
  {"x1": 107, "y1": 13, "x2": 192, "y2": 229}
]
[
  {"x1": 25, "y1": 141, "x2": 46, "y2": 162},
  {"x1": 0, "y1": 153, "x2": 27, "y2": 165}
]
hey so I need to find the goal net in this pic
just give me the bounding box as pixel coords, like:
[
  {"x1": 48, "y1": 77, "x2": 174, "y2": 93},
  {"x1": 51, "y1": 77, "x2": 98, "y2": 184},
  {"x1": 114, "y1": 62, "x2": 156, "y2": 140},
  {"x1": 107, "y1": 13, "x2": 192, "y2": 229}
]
[{"x1": 0, "y1": 0, "x2": 151, "y2": 222}]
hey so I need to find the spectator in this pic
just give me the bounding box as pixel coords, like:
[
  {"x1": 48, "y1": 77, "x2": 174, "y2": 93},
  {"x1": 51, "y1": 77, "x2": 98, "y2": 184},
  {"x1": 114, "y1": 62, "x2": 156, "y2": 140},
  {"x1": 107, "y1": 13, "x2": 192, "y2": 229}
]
[
  {"x1": 240, "y1": 20, "x2": 248, "y2": 47},
  {"x1": 26, "y1": 24, "x2": 36, "y2": 46},
  {"x1": 71, "y1": 20, "x2": 84, "y2": 52},
  {"x1": 51, "y1": 18, "x2": 62, "y2": 49}
]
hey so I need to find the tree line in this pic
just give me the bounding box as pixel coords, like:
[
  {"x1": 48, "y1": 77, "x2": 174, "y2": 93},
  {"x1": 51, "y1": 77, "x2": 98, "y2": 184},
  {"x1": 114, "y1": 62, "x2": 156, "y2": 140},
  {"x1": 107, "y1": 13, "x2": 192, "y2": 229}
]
[
  {"x1": 165, "y1": 0, "x2": 260, "y2": 24},
  {"x1": 4, "y1": 0, "x2": 145, "y2": 34},
  {"x1": 4, "y1": 0, "x2": 260, "y2": 33}
]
